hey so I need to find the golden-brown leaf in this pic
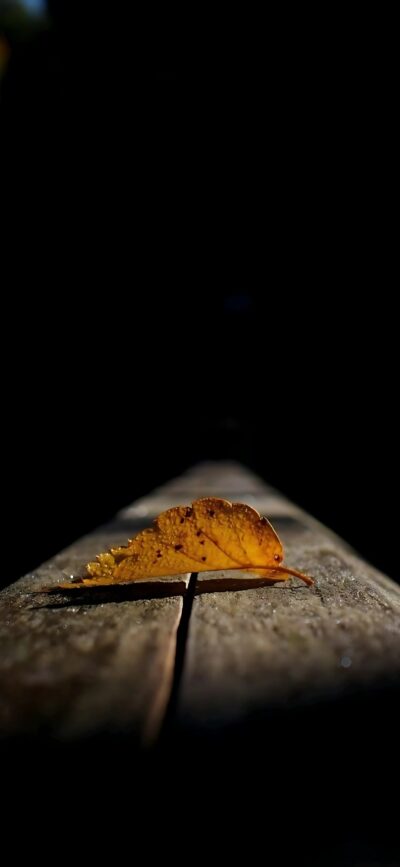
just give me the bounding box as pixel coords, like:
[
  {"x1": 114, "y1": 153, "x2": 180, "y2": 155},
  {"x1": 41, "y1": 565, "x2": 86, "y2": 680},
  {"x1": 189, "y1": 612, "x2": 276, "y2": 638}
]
[{"x1": 57, "y1": 498, "x2": 313, "y2": 590}]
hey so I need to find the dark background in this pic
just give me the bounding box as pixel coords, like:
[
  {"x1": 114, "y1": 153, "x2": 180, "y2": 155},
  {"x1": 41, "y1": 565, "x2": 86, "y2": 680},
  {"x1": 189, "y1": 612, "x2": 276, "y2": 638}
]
[
  {"x1": 1, "y1": 2, "x2": 398, "y2": 590},
  {"x1": 1, "y1": 8, "x2": 399, "y2": 865}
]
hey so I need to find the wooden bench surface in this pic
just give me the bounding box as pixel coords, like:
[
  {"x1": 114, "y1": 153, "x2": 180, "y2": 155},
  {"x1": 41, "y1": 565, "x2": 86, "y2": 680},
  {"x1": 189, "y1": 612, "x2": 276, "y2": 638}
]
[{"x1": 1, "y1": 462, "x2": 400, "y2": 746}]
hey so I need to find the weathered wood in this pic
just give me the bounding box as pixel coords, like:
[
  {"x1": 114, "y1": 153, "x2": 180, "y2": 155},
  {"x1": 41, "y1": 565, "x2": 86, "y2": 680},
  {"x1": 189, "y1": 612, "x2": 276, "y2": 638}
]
[
  {"x1": 2, "y1": 461, "x2": 400, "y2": 755},
  {"x1": 194, "y1": 575, "x2": 279, "y2": 594},
  {"x1": 151, "y1": 460, "x2": 268, "y2": 495},
  {"x1": 2, "y1": 461, "x2": 397, "y2": 867},
  {"x1": 179, "y1": 472, "x2": 400, "y2": 732},
  {"x1": 0, "y1": 518, "x2": 189, "y2": 743},
  {"x1": 121, "y1": 463, "x2": 292, "y2": 521}
]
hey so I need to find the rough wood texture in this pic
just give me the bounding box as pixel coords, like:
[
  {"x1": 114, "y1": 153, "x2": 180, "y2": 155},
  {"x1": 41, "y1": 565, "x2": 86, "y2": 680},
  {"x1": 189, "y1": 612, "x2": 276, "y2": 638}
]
[
  {"x1": 2, "y1": 462, "x2": 398, "y2": 867},
  {"x1": 0, "y1": 519, "x2": 189, "y2": 743},
  {"x1": 178, "y1": 464, "x2": 400, "y2": 731},
  {"x1": 1, "y1": 461, "x2": 400, "y2": 750}
]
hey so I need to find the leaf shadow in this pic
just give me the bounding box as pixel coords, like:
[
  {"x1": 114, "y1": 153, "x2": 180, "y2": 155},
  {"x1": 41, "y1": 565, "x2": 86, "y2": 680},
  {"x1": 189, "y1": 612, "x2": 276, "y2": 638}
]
[
  {"x1": 29, "y1": 574, "x2": 313, "y2": 611},
  {"x1": 29, "y1": 582, "x2": 186, "y2": 610}
]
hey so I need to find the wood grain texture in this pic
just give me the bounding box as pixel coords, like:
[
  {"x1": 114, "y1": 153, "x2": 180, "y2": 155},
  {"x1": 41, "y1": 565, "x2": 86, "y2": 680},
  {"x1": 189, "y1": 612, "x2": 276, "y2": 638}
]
[
  {"x1": 2, "y1": 462, "x2": 400, "y2": 751},
  {"x1": 154, "y1": 460, "x2": 268, "y2": 495},
  {"x1": 0, "y1": 521, "x2": 189, "y2": 743},
  {"x1": 179, "y1": 500, "x2": 400, "y2": 732}
]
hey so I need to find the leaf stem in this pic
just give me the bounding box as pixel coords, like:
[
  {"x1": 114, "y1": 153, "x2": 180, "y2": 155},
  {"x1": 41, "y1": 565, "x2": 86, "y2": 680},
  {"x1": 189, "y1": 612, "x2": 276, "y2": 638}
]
[{"x1": 222, "y1": 564, "x2": 314, "y2": 586}]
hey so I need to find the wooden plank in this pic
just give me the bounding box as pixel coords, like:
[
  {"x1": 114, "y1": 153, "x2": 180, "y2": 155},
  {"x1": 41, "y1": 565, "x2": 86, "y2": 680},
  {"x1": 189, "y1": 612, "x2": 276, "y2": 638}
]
[
  {"x1": 122, "y1": 463, "x2": 290, "y2": 521},
  {"x1": 0, "y1": 514, "x2": 189, "y2": 744},
  {"x1": 0, "y1": 463, "x2": 269, "y2": 744},
  {"x1": 170, "y1": 465, "x2": 400, "y2": 863},
  {"x1": 155, "y1": 460, "x2": 268, "y2": 495},
  {"x1": 4, "y1": 459, "x2": 400, "y2": 763},
  {"x1": 179, "y1": 491, "x2": 400, "y2": 732},
  {"x1": 0, "y1": 463, "x2": 270, "y2": 745},
  {"x1": 2, "y1": 459, "x2": 392, "y2": 865}
]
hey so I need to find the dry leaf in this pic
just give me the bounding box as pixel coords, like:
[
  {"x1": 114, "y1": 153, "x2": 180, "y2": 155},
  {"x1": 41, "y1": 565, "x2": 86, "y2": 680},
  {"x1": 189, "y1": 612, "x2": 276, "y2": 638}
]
[{"x1": 58, "y1": 498, "x2": 313, "y2": 589}]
